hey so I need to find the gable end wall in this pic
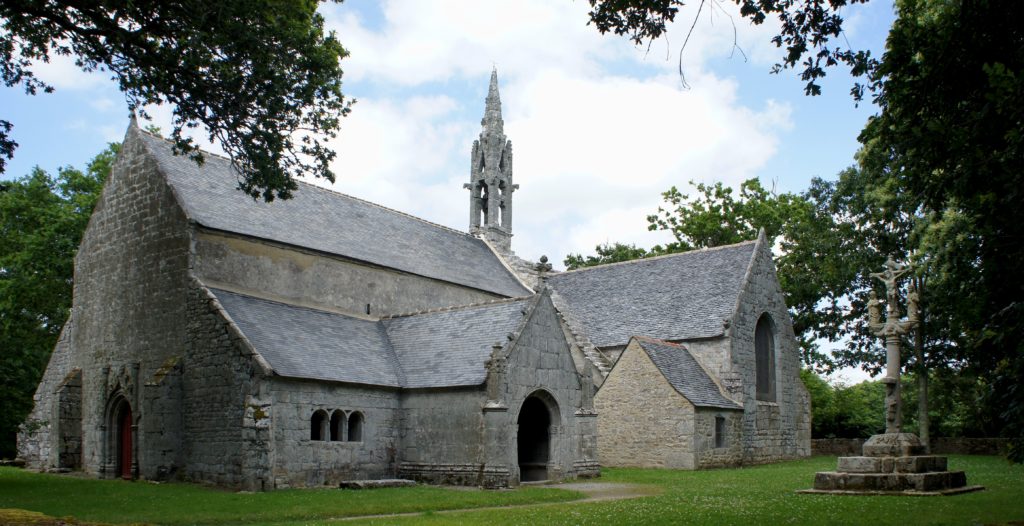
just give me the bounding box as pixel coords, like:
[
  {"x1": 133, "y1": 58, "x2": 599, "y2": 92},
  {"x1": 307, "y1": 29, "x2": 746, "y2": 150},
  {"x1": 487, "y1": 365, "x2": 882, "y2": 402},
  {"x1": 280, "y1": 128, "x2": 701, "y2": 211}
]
[
  {"x1": 728, "y1": 241, "x2": 811, "y2": 464},
  {"x1": 595, "y1": 341, "x2": 697, "y2": 469}
]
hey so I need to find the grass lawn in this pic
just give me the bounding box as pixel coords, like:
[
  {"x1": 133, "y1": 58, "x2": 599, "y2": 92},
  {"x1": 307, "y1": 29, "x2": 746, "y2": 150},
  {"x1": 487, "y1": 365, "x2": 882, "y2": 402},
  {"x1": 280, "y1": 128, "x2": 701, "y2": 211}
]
[{"x1": 2, "y1": 455, "x2": 1023, "y2": 525}]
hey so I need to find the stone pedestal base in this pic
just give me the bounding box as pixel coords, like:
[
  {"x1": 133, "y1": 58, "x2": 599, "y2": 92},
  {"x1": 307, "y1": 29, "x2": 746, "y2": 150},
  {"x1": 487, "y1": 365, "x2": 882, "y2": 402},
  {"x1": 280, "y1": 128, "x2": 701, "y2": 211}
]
[{"x1": 799, "y1": 433, "x2": 983, "y2": 496}]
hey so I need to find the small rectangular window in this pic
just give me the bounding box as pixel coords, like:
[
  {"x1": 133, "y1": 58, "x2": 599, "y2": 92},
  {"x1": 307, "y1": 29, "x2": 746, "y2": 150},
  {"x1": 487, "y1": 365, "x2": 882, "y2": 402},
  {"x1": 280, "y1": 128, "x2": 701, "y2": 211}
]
[{"x1": 714, "y1": 416, "x2": 726, "y2": 448}]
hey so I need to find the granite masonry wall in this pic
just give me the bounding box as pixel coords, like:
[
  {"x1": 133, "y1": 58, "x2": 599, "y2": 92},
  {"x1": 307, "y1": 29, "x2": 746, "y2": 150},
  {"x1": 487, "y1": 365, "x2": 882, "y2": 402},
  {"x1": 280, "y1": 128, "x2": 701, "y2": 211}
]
[
  {"x1": 181, "y1": 284, "x2": 271, "y2": 490},
  {"x1": 19, "y1": 126, "x2": 192, "y2": 480},
  {"x1": 18, "y1": 320, "x2": 75, "y2": 470},
  {"x1": 269, "y1": 378, "x2": 401, "y2": 489},
  {"x1": 595, "y1": 341, "x2": 697, "y2": 469},
  {"x1": 193, "y1": 231, "x2": 505, "y2": 317},
  {"x1": 728, "y1": 236, "x2": 812, "y2": 464},
  {"x1": 694, "y1": 409, "x2": 743, "y2": 468}
]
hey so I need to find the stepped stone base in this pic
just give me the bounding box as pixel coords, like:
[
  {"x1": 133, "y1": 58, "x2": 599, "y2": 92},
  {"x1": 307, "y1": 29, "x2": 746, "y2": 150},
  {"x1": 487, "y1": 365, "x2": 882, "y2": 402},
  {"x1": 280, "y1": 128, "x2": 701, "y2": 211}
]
[{"x1": 799, "y1": 433, "x2": 983, "y2": 496}]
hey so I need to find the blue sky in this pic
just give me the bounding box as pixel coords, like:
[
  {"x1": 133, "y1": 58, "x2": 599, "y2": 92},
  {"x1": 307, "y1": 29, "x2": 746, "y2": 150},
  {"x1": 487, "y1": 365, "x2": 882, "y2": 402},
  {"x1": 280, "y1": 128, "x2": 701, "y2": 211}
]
[{"x1": 1, "y1": 0, "x2": 895, "y2": 381}]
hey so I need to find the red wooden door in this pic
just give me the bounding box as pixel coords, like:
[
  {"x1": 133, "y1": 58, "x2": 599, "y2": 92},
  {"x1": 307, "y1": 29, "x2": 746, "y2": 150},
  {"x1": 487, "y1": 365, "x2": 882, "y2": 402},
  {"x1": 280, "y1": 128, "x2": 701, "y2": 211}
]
[{"x1": 119, "y1": 406, "x2": 132, "y2": 479}]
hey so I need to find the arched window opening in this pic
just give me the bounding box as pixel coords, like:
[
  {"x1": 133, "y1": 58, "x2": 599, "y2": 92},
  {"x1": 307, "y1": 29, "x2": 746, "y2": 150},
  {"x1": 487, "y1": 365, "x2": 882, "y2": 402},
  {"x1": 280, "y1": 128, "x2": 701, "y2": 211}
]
[
  {"x1": 330, "y1": 410, "x2": 346, "y2": 442},
  {"x1": 755, "y1": 314, "x2": 776, "y2": 401},
  {"x1": 347, "y1": 412, "x2": 364, "y2": 442},
  {"x1": 479, "y1": 182, "x2": 490, "y2": 225},
  {"x1": 310, "y1": 410, "x2": 329, "y2": 441}
]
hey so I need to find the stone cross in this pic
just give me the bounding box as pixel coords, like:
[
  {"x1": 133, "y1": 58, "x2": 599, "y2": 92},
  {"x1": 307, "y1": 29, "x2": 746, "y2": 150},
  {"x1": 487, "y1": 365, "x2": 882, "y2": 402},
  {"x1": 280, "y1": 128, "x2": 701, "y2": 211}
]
[{"x1": 868, "y1": 257, "x2": 918, "y2": 434}]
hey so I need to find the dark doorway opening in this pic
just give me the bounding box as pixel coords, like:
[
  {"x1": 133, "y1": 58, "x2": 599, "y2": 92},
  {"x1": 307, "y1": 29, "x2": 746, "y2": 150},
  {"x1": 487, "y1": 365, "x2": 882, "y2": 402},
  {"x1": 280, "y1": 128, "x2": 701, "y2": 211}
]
[
  {"x1": 517, "y1": 395, "x2": 553, "y2": 482},
  {"x1": 116, "y1": 402, "x2": 133, "y2": 480}
]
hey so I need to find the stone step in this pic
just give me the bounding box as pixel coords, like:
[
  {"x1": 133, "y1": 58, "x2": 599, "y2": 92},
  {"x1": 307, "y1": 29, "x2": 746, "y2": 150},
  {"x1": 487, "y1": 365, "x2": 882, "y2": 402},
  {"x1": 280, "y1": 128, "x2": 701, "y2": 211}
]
[
  {"x1": 813, "y1": 470, "x2": 968, "y2": 492},
  {"x1": 836, "y1": 455, "x2": 948, "y2": 474}
]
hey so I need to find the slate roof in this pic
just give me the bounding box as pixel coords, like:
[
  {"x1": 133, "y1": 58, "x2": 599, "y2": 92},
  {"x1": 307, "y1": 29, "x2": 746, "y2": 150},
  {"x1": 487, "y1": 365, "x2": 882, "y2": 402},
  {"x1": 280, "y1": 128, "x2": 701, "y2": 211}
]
[
  {"x1": 384, "y1": 298, "x2": 533, "y2": 389},
  {"x1": 209, "y1": 287, "x2": 532, "y2": 388},
  {"x1": 547, "y1": 241, "x2": 757, "y2": 347},
  {"x1": 136, "y1": 130, "x2": 530, "y2": 298},
  {"x1": 634, "y1": 338, "x2": 741, "y2": 409},
  {"x1": 211, "y1": 288, "x2": 403, "y2": 387}
]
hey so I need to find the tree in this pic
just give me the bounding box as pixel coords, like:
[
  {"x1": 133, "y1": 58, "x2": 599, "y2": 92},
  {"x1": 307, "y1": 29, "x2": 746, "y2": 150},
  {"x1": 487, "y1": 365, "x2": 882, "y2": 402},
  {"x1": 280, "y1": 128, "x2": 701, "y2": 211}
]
[
  {"x1": 564, "y1": 242, "x2": 652, "y2": 270},
  {"x1": 0, "y1": 144, "x2": 114, "y2": 458},
  {"x1": 1, "y1": 1, "x2": 351, "y2": 201},
  {"x1": 856, "y1": 0, "x2": 1024, "y2": 460},
  {"x1": 586, "y1": 0, "x2": 878, "y2": 99}
]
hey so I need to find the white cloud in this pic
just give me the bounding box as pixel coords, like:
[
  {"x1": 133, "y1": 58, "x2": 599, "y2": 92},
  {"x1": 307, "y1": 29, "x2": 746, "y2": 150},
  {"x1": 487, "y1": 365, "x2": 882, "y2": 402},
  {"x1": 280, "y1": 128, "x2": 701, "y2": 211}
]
[
  {"x1": 316, "y1": 1, "x2": 794, "y2": 267},
  {"x1": 30, "y1": 53, "x2": 109, "y2": 91},
  {"x1": 326, "y1": 0, "x2": 627, "y2": 85}
]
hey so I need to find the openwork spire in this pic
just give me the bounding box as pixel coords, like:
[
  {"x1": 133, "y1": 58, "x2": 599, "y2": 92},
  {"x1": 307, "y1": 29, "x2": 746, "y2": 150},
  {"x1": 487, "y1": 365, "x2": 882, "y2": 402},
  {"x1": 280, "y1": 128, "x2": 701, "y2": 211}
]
[{"x1": 465, "y1": 68, "x2": 517, "y2": 253}]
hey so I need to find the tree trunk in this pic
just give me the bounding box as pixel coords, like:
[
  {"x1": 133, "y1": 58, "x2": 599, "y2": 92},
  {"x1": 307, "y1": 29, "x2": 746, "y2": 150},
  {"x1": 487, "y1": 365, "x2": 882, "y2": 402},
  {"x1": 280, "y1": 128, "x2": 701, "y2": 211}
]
[{"x1": 915, "y1": 276, "x2": 930, "y2": 452}]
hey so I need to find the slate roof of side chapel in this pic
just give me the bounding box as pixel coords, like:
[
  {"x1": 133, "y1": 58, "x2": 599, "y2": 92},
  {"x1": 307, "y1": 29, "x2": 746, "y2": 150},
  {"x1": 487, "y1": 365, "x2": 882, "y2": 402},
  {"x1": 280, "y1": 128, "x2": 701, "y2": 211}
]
[
  {"x1": 546, "y1": 241, "x2": 758, "y2": 347},
  {"x1": 134, "y1": 129, "x2": 530, "y2": 298},
  {"x1": 633, "y1": 338, "x2": 741, "y2": 410},
  {"x1": 210, "y1": 288, "x2": 531, "y2": 388}
]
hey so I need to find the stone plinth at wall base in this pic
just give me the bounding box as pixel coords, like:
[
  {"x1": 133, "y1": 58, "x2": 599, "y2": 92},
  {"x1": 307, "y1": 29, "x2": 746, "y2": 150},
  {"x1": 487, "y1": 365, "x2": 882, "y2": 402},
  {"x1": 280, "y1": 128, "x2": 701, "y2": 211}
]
[
  {"x1": 800, "y1": 432, "x2": 983, "y2": 496},
  {"x1": 338, "y1": 479, "x2": 416, "y2": 489}
]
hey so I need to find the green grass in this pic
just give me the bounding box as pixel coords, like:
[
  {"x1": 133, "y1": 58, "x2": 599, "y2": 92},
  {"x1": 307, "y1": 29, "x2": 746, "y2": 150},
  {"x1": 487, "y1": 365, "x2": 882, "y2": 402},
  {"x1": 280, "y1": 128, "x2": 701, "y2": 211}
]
[
  {"x1": 0, "y1": 468, "x2": 581, "y2": 525},
  {"x1": 2, "y1": 456, "x2": 1023, "y2": 525}
]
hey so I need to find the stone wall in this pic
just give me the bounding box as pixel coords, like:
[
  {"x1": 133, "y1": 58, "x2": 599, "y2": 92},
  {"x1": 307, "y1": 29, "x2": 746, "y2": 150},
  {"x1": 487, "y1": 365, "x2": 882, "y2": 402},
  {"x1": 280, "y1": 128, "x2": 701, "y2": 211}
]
[
  {"x1": 398, "y1": 388, "x2": 491, "y2": 485},
  {"x1": 19, "y1": 126, "x2": 193, "y2": 479},
  {"x1": 728, "y1": 235, "x2": 812, "y2": 464},
  {"x1": 193, "y1": 231, "x2": 503, "y2": 318},
  {"x1": 17, "y1": 320, "x2": 75, "y2": 469},
  {"x1": 595, "y1": 340, "x2": 697, "y2": 469},
  {"x1": 270, "y1": 378, "x2": 401, "y2": 489},
  {"x1": 181, "y1": 284, "x2": 278, "y2": 490},
  {"x1": 694, "y1": 408, "x2": 743, "y2": 469}
]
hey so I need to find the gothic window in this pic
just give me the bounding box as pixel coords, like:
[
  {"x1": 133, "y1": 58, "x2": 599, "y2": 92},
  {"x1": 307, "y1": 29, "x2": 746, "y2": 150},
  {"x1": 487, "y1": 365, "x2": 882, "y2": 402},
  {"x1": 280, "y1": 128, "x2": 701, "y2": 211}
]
[
  {"x1": 347, "y1": 411, "x2": 364, "y2": 442},
  {"x1": 310, "y1": 410, "x2": 329, "y2": 441},
  {"x1": 714, "y1": 416, "x2": 726, "y2": 448},
  {"x1": 329, "y1": 410, "x2": 346, "y2": 442},
  {"x1": 755, "y1": 314, "x2": 776, "y2": 401}
]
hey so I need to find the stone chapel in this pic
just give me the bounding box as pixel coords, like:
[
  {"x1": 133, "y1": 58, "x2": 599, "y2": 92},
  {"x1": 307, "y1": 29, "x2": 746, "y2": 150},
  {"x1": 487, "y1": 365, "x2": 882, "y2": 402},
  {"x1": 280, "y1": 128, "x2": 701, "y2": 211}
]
[{"x1": 18, "y1": 70, "x2": 810, "y2": 490}]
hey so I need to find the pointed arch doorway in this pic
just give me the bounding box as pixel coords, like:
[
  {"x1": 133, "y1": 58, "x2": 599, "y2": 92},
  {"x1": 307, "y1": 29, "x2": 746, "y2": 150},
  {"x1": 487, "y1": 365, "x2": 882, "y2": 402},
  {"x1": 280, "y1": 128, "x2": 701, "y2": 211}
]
[
  {"x1": 517, "y1": 391, "x2": 559, "y2": 482},
  {"x1": 106, "y1": 395, "x2": 134, "y2": 480}
]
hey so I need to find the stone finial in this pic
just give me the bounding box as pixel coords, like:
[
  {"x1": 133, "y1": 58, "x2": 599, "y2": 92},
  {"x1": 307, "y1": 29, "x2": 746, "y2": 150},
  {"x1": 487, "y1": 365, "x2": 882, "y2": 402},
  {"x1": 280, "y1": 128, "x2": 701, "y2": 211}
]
[{"x1": 535, "y1": 255, "x2": 552, "y2": 273}]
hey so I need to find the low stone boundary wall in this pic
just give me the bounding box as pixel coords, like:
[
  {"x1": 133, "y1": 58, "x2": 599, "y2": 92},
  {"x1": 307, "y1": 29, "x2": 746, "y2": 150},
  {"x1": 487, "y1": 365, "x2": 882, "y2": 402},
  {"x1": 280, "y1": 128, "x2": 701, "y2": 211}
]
[{"x1": 811, "y1": 438, "x2": 1009, "y2": 456}]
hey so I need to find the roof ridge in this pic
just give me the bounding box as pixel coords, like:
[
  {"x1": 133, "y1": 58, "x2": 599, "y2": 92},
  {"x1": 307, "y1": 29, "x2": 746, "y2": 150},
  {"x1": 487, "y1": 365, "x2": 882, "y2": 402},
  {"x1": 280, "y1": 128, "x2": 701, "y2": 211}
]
[
  {"x1": 136, "y1": 127, "x2": 473, "y2": 239},
  {"x1": 137, "y1": 127, "x2": 237, "y2": 164},
  {"x1": 553, "y1": 238, "x2": 758, "y2": 276},
  {"x1": 382, "y1": 295, "x2": 533, "y2": 319}
]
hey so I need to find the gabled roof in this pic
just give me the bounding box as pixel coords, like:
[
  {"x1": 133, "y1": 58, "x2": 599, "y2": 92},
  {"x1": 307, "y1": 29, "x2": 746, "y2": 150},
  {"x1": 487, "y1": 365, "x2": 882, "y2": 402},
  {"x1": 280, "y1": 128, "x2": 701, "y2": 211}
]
[
  {"x1": 546, "y1": 241, "x2": 757, "y2": 347},
  {"x1": 633, "y1": 337, "x2": 741, "y2": 410},
  {"x1": 209, "y1": 287, "x2": 532, "y2": 389},
  {"x1": 134, "y1": 129, "x2": 530, "y2": 298}
]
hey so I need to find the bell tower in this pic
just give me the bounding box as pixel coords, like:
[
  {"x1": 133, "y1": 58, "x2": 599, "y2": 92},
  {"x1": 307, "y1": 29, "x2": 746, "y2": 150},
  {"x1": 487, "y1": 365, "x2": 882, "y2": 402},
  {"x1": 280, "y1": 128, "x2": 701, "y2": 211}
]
[{"x1": 465, "y1": 68, "x2": 517, "y2": 253}]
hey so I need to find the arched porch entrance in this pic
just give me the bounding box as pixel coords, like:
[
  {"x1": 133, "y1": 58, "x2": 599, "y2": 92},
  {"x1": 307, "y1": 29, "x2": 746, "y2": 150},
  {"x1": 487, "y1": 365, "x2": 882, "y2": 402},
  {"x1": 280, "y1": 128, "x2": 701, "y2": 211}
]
[{"x1": 516, "y1": 391, "x2": 559, "y2": 482}]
